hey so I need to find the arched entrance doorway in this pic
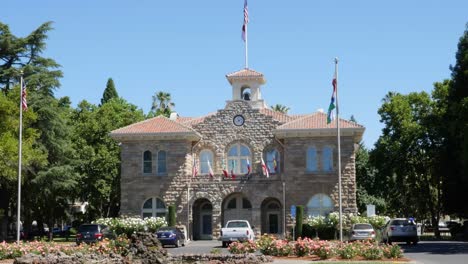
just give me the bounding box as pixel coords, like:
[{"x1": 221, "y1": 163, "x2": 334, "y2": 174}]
[
  {"x1": 222, "y1": 193, "x2": 253, "y2": 226},
  {"x1": 192, "y1": 198, "x2": 213, "y2": 240},
  {"x1": 261, "y1": 198, "x2": 282, "y2": 235}
]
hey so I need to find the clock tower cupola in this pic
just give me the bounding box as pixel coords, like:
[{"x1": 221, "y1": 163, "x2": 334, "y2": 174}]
[{"x1": 226, "y1": 68, "x2": 267, "y2": 109}]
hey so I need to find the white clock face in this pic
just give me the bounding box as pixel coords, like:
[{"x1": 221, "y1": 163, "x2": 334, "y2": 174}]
[{"x1": 233, "y1": 115, "x2": 245, "y2": 126}]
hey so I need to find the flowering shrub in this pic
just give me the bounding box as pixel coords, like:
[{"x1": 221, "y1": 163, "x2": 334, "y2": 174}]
[
  {"x1": 293, "y1": 237, "x2": 311, "y2": 256},
  {"x1": 382, "y1": 244, "x2": 403, "y2": 259},
  {"x1": 94, "y1": 216, "x2": 167, "y2": 236},
  {"x1": 256, "y1": 234, "x2": 277, "y2": 255},
  {"x1": 361, "y1": 244, "x2": 383, "y2": 260},
  {"x1": 227, "y1": 240, "x2": 257, "y2": 254},
  {"x1": 311, "y1": 240, "x2": 334, "y2": 260},
  {"x1": 0, "y1": 236, "x2": 132, "y2": 260},
  {"x1": 336, "y1": 242, "x2": 359, "y2": 259}
]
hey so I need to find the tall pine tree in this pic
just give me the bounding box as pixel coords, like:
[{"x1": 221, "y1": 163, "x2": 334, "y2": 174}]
[{"x1": 101, "y1": 78, "x2": 118, "y2": 105}]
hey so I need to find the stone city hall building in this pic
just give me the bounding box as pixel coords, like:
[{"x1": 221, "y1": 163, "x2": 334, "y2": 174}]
[{"x1": 110, "y1": 68, "x2": 364, "y2": 240}]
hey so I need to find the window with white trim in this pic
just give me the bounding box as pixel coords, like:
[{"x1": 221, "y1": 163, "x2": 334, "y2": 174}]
[
  {"x1": 306, "y1": 147, "x2": 317, "y2": 172},
  {"x1": 157, "y1": 150, "x2": 167, "y2": 174},
  {"x1": 307, "y1": 194, "x2": 333, "y2": 217},
  {"x1": 142, "y1": 197, "x2": 167, "y2": 218},
  {"x1": 143, "y1": 151, "x2": 152, "y2": 174},
  {"x1": 199, "y1": 149, "x2": 214, "y2": 175},
  {"x1": 227, "y1": 144, "x2": 251, "y2": 174}
]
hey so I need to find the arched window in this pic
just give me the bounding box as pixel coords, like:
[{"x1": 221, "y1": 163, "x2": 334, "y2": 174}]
[
  {"x1": 157, "y1": 150, "x2": 167, "y2": 174},
  {"x1": 307, "y1": 194, "x2": 334, "y2": 217},
  {"x1": 143, "y1": 151, "x2": 152, "y2": 174},
  {"x1": 322, "y1": 146, "x2": 333, "y2": 172},
  {"x1": 142, "y1": 197, "x2": 167, "y2": 218},
  {"x1": 242, "y1": 198, "x2": 252, "y2": 209},
  {"x1": 227, "y1": 144, "x2": 251, "y2": 174},
  {"x1": 199, "y1": 150, "x2": 214, "y2": 175},
  {"x1": 241, "y1": 87, "x2": 251, "y2": 101},
  {"x1": 266, "y1": 149, "x2": 280, "y2": 174},
  {"x1": 227, "y1": 198, "x2": 237, "y2": 209},
  {"x1": 306, "y1": 147, "x2": 317, "y2": 172}
]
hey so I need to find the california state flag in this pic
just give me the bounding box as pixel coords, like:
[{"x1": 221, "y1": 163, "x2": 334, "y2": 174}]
[
  {"x1": 261, "y1": 157, "x2": 269, "y2": 178},
  {"x1": 207, "y1": 160, "x2": 214, "y2": 178}
]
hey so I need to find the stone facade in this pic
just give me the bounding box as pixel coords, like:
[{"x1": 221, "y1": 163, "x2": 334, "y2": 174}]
[{"x1": 112, "y1": 68, "x2": 364, "y2": 240}]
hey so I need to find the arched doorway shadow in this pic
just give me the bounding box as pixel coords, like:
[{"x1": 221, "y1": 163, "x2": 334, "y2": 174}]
[
  {"x1": 221, "y1": 193, "x2": 253, "y2": 227},
  {"x1": 192, "y1": 198, "x2": 213, "y2": 240},
  {"x1": 261, "y1": 198, "x2": 282, "y2": 235}
]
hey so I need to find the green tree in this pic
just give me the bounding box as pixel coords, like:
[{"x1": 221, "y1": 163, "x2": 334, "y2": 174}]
[
  {"x1": 101, "y1": 78, "x2": 119, "y2": 105},
  {"x1": 443, "y1": 25, "x2": 468, "y2": 217},
  {"x1": 271, "y1": 104, "x2": 290, "y2": 114},
  {"x1": 148, "y1": 91, "x2": 175, "y2": 118},
  {"x1": 370, "y1": 91, "x2": 444, "y2": 229},
  {"x1": 73, "y1": 98, "x2": 144, "y2": 220}
]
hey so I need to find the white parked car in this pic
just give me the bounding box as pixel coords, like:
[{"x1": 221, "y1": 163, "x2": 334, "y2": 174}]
[
  {"x1": 349, "y1": 223, "x2": 376, "y2": 241},
  {"x1": 219, "y1": 220, "x2": 255, "y2": 247},
  {"x1": 382, "y1": 218, "x2": 419, "y2": 245}
]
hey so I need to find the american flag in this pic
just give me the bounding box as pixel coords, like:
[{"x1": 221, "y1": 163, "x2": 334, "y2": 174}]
[
  {"x1": 242, "y1": 0, "x2": 249, "y2": 42},
  {"x1": 21, "y1": 78, "x2": 28, "y2": 111}
]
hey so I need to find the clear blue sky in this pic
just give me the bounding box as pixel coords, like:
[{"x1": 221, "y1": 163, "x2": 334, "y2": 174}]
[{"x1": 3, "y1": 0, "x2": 467, "y2": 148}]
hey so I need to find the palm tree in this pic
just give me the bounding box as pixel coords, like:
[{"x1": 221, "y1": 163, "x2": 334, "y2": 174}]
[
  {"x1": 271, "y1": 104, "x2": 290, "y2": 114},
  {"x1": 150, "y1": 91, "x2": 175, "y2": 118}
]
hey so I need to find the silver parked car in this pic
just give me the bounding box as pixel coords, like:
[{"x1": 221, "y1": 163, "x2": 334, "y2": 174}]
[
  {"x1": 382, "y1": 218, "x2": 419, "y2": 245},
  {"x1": 349, "y1": 223, "x2": 376, "y2": 241}
]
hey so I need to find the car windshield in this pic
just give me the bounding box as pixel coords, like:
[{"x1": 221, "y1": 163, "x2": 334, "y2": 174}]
[
  {"x1": 354, "y1": 224, "x2": 373, "y2": 230},
  {"x1": 79, "y1": 225, "x2": 99, "y2": 232},
  {"x1": 391, "y1": 220, "x2": 414, "y2": 226},
  {"x1": 227, "y1": 221, "x2": 248, "y2": 228},
  {"x1": 158, "y1": 228, "x2": 175, "y2": 232}
]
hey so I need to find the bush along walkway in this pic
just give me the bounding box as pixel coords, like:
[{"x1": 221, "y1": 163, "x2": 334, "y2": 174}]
[{"x1": 229, "y1": 235, "x2": 405, "y2": 261}]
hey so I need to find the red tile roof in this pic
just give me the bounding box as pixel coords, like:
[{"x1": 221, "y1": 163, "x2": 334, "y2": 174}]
[
  {"x1": 258, "y1": 108, "x2": 302, "y2": 123},
  {"x1": 111, "y1": 116, "x2": 197, "y2": 134},
  {"x1": 276, "y1": 112, "x2": 364, "y2": 130},
  {"x1": 226, "y1": 68, "x2": 266, "y2": 84}
]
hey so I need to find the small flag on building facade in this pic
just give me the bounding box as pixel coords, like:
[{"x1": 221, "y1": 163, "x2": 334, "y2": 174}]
[
  {"x1": 327, "y1": 72, "x2": 337, "y2": 124},
  {"x1": 241, "y1": 0, "x2": 248, "y2": 42},
  {"x1": 21, "y1": 77, "x2": 27, "y2": 111},
  {"x1": 207, "y1": 159, "x2": 214, "y2": 178},
  {"x1": 273, "y1": 155, "x2": 278, "y2": 173},
  {"x1": 245, "y1": 158, "x2": 251, "y2": 177},
  {"x1": 222, "y1": 159, "x2": 229, "y2": 178},
  {"x1": 230, "y1": 160, "x2": 236, "y2": 180},
  {"x1": 261, "y1": 157, "x2": 269, "y2": 178},
  {"x1": 192, "y1": 158, "x2": 198, "y2": 177}
]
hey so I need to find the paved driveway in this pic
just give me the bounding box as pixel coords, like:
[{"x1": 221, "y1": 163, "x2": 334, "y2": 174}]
[{"x1": 401, "y1": 240, "x2": 468, "y2": 264}]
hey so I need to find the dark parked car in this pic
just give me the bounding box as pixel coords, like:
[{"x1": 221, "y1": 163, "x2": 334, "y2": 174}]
[
  {"x1": 76, "y1": 224, "x2": 114, "y2": 245},
  {"x1": 156, "y1": 227, "x2": 185, "y2": 247}
]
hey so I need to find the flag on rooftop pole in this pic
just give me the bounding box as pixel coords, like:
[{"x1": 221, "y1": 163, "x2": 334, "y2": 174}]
[{"x1": 242, "y1": 0, "x2": 249, "y2": 68}]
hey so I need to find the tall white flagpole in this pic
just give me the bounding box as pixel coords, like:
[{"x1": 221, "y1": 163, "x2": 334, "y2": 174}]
[
  {"x1": 17, "y1": 73, "x2": 24, "y2": 243},
  {"x1": 334, "y1": 58, "x2": 343, "y2": 242}
]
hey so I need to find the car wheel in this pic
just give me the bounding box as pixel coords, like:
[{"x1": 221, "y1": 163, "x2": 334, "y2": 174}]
[
  {"x1": 222, "y1": 241, "x2": 228, "y2": 248},
  {"x1": 387, "y1": 238, "x2": 392, "y2": 245},
  {"x1": 406, "y1": 241, "x2": 411, "y2": 245}
]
